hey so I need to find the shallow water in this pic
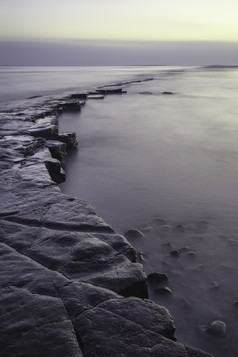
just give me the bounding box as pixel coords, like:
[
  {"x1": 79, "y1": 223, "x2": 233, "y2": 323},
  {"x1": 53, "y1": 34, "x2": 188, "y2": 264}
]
[{"x1": 59, "y1": 67, "x2": 238, "y2": 357}]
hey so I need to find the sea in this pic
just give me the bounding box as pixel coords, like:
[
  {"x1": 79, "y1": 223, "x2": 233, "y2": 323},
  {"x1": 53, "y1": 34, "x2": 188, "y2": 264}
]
[{"x1": 1, "y1": 65, "x2": 238, "y2": 357}]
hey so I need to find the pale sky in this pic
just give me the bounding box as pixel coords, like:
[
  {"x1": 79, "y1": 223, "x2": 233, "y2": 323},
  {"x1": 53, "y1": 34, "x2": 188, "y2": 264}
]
[
  {"x1": 1, "y1": 0, "x2": 238, "y2": 42},
  {"x1": 0, "y1": 0, "x2": 238, "y2": 65}
]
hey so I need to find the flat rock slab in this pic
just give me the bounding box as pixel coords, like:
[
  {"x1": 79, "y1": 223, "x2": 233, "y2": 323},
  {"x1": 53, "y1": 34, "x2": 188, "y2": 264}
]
[{"x1": 0, "y1": 94, "x2": 213, "y2": 356}]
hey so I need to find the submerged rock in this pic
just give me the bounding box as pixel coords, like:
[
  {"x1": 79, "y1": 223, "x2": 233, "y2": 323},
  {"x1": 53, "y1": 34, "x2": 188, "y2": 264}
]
[
  {"x1": 139, "y1": 91, "x2": 153, "y2": 95},
  {"x1": 124, "y1": 229, "x2": 145, "y2": 240},
  {"x1": 27, "y1": 95, "x2": 43, "y2": 99},
  {"x1": 174, "y1": 224, "x2": 185, "y2": 233},
  {"x1": 155, "y1": 286, "x2": 173, "y2": 296},
  {"x1": 153, "y1": 217, "x2": 168, "y2": 226},
  {"x1": 206, "y1": 320, "x2": 227, "y2": 337},
  {"x1": 170, "y1": 250, "x2": 180, "y2": 257}
]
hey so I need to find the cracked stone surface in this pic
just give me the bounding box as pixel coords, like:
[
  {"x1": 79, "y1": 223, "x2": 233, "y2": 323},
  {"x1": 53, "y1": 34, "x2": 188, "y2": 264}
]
[{"x1": 0, "y1": 95, "x2": 213, "y2": 356}]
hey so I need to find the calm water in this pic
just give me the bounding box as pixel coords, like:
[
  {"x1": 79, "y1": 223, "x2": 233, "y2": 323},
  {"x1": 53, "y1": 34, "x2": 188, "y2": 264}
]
[
  {"x1": 0, "y1": 65, "x2": 160, "y2": 106},
  {"x1": 2, "y1": 66, "x2": 238, "y2": 357}
]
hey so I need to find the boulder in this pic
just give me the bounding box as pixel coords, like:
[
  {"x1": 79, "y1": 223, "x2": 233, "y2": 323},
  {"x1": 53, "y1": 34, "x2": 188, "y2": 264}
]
[
  {"x1": 206, "y1": 320, "x2": 227, "y2": 337},
  {"x1": 124, "y1": 229, "x2": 145, "y2": 240},
  {"x1": 147, "y1": 272, "x2": 169, "y2": 285}
]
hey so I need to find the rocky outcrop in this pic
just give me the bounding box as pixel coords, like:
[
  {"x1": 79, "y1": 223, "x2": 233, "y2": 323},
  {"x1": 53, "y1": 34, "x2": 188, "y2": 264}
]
[{"x1": 0, "y1": 94, "x2": 213, "y2": 356}]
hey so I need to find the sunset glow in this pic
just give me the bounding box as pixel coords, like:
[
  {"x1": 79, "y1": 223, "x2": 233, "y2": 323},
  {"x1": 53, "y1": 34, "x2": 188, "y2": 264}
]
[{"x1": 1, "y1": 0, "x2": 238, "y2": 42}]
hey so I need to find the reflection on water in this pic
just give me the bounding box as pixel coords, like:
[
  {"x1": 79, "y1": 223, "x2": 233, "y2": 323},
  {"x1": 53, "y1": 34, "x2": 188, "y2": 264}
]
[{"x1": 59, "y1": 67, "x2": 238, "y2": 357}]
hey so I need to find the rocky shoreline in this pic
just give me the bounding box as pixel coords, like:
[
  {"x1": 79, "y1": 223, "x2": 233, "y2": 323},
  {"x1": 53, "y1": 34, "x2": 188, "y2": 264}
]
[{"x1": 0, "y1": 87, "x2": 213, "y2": 356}]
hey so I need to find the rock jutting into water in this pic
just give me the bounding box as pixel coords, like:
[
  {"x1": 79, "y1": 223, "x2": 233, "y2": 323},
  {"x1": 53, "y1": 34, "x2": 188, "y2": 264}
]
[{"x1": 0, "y1": 90, "x2": 214, "y2": 356}]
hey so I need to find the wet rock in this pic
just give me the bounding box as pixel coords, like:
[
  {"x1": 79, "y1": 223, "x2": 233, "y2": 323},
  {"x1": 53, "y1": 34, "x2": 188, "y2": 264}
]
[
  {"x1": 137, "y1": 251, "x2": 145, "y2": 262},
  {"x1": 139, "y1": 223, "x2": 152, "y2": 234},
  {"x1": 206, "y1": 320, "x2": 226, "y2": 336},
  {"x1": 155, "y1": 286, "x2": 172, "y2": 296},
  {"x1": 87, "y1": 94, "x2": 105, "y2": 99},
  {"x1": 211, "y1": 281, "x2": 219, "y2": 289},
  {"x1": 27, "y1": 95, "x2": 43, "y2": 99},
  {"x1": 96, "y1": 87, "x2": 125, "y2": 94},
  {"x1": 163, "y1": 242, "x2": 172, "y2": 250},
  {"x1": 170, "y1": 250, "x2": 180, "y2": 257},
  {"x1": 124, "y1": 229, "x2": 145, "y2": 240},
  {"x1": 69, "y1": 93, "x2": 88, "y2": 99},
  {"x1": 152, "y1": 217, "x2": 168, "y2": 226},
  {"x1": 186, "y1": 251, "x2": 197, "y2": 257},
  {"x1": 57, "y1": 132, "x2": 78, "y2": 151},
  {"x1": 147, "y1": 272, "x2": 169, "y2": 285},
  {"x1": 174, "y1": 224, "x2": 185, "y2": 233},
  {"x1": 27, "y1": 147, "x2": 66, "y2": 184},
  {"x1": 139, "y1": 91, "x2": 153, "y2": 95},
  {"x1": 179, "y1": 246, "x2": 189, "y2": 253},
  {"x1": 28, "y1": 117, "x2": 58, "y2": 140},
  {"x1": 57, "y1": 101, "x2": 81, "y2": 112},
  {"x1": 46, "y1": 140, "x2": 67, "y2": 163},
  {"x1": 160, "y1": 224, "x2": 171, "y2": 232},
  {"x1": 185, "y1": 346, "x2": 213, "y2": 357}
]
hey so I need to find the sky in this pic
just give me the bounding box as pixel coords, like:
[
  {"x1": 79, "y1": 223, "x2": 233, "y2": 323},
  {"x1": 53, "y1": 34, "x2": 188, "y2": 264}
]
[{"x1": 0, "y1": 0, "x2": 238, "y2": 65}]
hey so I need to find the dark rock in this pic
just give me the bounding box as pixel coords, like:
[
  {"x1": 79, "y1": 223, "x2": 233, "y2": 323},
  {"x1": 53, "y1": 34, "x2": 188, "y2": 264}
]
[
  {"x1": 137, "y1": 251, "x2": 145, "y2": 262},
  {"x1": 186, "y1": 251, "x2": 197, "y2": 257},
  {"x1": 139, "y1": 91, "x2": 153, "y2": 95},
  {"x1": 98, "y1": 297, "x2": 176, "y2": 340},
  {"x1": 155, "y1": 286, "x2": 172, "y2": 296},
  {"x1": 124, "y1": 229, "x2": 145, "y2": 240},
  {"x1": 46, "y1": 140, "x2": 67, "y2": 163},
  {"x1": 206, "y1": 320, "x2": 226, "y2": 336},
  {"x1": 96, "y1": 87, "x2": 125, "y2": 94},
  {"x1": 153, "y1": 217, "x2": 168, "y2": 226},
  {"x1": 27, "y1": 147, "x2": 66, "y2": 183},
  {"x1": 28, "y1": 116, "x2": 58, "y2": 140},
  {"x1": 57, "y1": 101, "x2": 81, "y2": 112},
  {"x1": 211, "y1": 281, "x2": 219, "y2": 289},
  {"x1": 57, "y1": 132, "x2": 78, "y2": 151},
  {"x1": 163, "y1": 242, "x2": 172, "y2": 249},
  {"x1": 185, "y1": 346, "x2": 214, "y2": 357},
  {"x1": 69, "y1": 93, "x2": 88, "y2": 99},
  {"x1": 174, "y1": 224, "x2": 185, "y2": 232},
  {"x1": 163, "y1": 91, "x2": 174, "y2": 95},
  {"x1": 170, "y1": 250, "x2": 180, "y2": 257},
  {"x1": 179, "y1": 246, "x2": 189, "y2": 253},
  {"x1": 147, "y1": 272, "x2": 169, "y2": 285},
  {"x1": 160, "y1": 224, "x2": 171, "y2": 232},
  {"x1": 27, "y1": 95, "x2": 43, "y2": 99}
]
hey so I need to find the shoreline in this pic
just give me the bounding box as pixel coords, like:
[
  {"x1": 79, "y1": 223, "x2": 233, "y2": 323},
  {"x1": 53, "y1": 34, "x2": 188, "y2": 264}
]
[{"x1": 0, "y1": 86, "x2": 213, "y2": 356}]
